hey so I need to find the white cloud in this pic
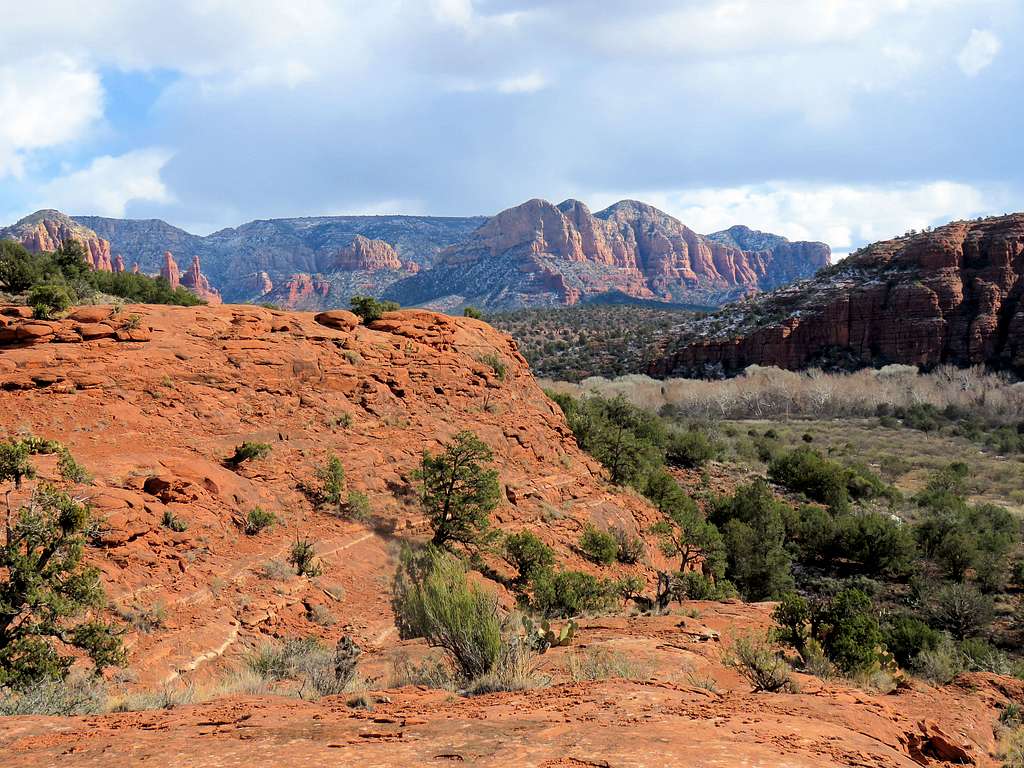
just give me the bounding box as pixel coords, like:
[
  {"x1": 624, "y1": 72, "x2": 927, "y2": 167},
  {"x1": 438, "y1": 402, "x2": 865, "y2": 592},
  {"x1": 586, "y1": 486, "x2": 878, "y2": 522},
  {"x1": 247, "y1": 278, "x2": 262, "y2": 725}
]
[
  {"x1": 0, "y1": 56, "x2": 103, "y2": 178},
  {"x1": 957, "y1": 29, "x2": 1001, "y2": 76},
  {"x1": 36, "y1": 149, "x2": 175, "y2": 217},
  {"x1": 497, "y1": 71, "x2": 548, "y2": 94},
  {"x1": 588, "y1": 180, "x2": 1007, "y2": 255}
]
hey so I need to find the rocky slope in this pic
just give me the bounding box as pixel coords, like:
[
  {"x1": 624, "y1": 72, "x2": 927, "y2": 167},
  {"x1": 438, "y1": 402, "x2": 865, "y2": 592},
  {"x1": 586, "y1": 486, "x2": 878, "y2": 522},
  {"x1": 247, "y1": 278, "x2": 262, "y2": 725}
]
[
  {"x1": 386, "y1": 198, "x2": 830, "y2": 310},
  {"x1": 0, "y1": 302, "x2": 1017, "y2": 767},
  {"x1": 650, "y1": 214, "x2": 1024, "y2": 378},
  {"x1": 0, "y1": 302, "x2": 658, "y2": 688}
]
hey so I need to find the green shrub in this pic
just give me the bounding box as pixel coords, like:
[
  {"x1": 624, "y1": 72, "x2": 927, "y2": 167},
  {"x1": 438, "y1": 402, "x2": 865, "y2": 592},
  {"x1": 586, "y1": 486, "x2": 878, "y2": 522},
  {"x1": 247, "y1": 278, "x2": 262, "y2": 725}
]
[
  {"x1": 579, "y1": 524, "x2": 618, "y2": 565},
  {"x1": 288, "y1": 538, "x2": 322, "y2": 577},
  {"x1": 463, "y1": 306, "x2": 483, "y2": 319},
  {"x1": 504, "y1": 531, "x2": 555, "y2": 585},
  {"x1": 666, "y1": 429, "x2": 716, "y2": 469},
  {"x1": 246, "y1": 635, "x2": 358, "y2": 697},
  {"x1": 768, "y1": 447, "x2": 850, "y2": 512},
  {"x1": 345, "y1": 490, "x2": 371, "y2": 522},
  {"x1": 611, "y1": 526, "x2": 645, "y2": 564},
  {"x1": 725, "y1": 633, "x2": 793, "y2": 692},
  {"x1": 0, "y1": 673, "x2": 108, "y2": 716},
  {"x1": 926, "y1": 582, "x2": 994, "y2": 639},
  {"x1": 913, "y1": 636, "x2": 966, "y2": 685},
  {"x1": 315, "y1": 454, "x2": 346, "y2": 505},
  {"x1": 674, "y1": 571, "x2": 735, "y2": 601},
  {"x1": 529, "y1": 569, "x2": 618, "y2": 618},
  {"x1": 57, "y1": 450, "x2": 92, "y2": 485},
  {"x1": 227, "y1": 441, "x2": 271, "y2": 466},
  {"x1": 161, "y1": 509, "x2": 188, "y2": 532},
  {"x1": 28, "y1": 284, "x2": 72, "y2": 319},
  {"x1": 244, "y1": 507, "x2": 276, "y2": 535},
  {"x1": 882, "y1": 615, "x2": 942, "y2": 668},
  {"x1": 476, "y1": 352, "x2": 508, "y2": 380},
  {"x1": 391, "y1": 545, "x2": 501, "y2": 681},
  {"x1": 712, "y1": 481, "x2": 793, "y2": 601},
  {"x1": 834, "y1": 512, "x2": 915, "y2": 577},
  {"x1": 773, "y1": 589, "x2": 884, "y2": 674},
  {"x1": 350, "y1": 295, "x2": 399, "y2": 323}
]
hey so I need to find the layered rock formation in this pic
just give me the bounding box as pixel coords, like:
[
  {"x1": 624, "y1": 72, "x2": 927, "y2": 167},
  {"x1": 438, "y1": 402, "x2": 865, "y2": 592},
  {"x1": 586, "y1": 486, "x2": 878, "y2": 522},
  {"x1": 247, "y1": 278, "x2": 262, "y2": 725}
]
[
  {"x1": 0, "y1": 210, "x2": 115, "y2": 271},
  {"x1": 650, "y1": 214, "x2": 1024, "y2": 377},
  {"x1": 335, "y1": 234, "x2": 403, "y2": 271},
  {"x1": 386, "y1": 199, "x2": 830, "y2": 310},
  {"x1": 160, "y1": 251, "x2": 221, "y2": 303}
]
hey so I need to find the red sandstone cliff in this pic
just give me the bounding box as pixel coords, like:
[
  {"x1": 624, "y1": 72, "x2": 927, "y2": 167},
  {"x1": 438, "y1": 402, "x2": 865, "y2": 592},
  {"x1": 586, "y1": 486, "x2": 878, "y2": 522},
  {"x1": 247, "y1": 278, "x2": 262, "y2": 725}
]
[
  {"x1": 388, "y1": 198, "x2": 830, "y2": 310},
  {"x1": 160, "y1": 251, "x2": 221, "y2": 303},
  {"x1": 0, "y1": 210, "x2": 113, "y2": 271},
  {"x1": 649, "y1": 214, "x2": 1024, "y2": 377},
  {"x1": 335, "y1": 234, "x2": 403, "y2": 271}
]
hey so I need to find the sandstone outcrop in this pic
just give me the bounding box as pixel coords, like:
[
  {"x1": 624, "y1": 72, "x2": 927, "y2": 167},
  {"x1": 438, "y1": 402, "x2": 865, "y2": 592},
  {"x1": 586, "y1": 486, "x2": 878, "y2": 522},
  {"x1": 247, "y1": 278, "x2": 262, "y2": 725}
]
[
  {"x1": 0, "y1": 209, "x2": 113, "y2": 271},
  {"x1": 180, "y1": 255, "x2": 222, "y2": 304},
  {"x1": 160, "y1": 250, "x2": 181, "y2": 288},
  {"x1": 650, "y1": 214, "x2": 1024, "y2": 377},
  {"x1": 386, "y1": 198, "x2": 830, "y2": 310},
  {"x1": 335, "y1": 234, "x2": 403, "y2": 271}
]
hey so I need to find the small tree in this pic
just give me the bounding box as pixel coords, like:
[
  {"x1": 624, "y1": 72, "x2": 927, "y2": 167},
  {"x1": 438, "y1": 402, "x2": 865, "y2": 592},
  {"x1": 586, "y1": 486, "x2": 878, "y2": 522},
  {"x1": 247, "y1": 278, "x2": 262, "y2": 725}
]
[
  {"x1": 315, "y1": 454, "x2": 346, "y2": 506},
  {"x1": 504, "y1": 531, "x2": 554, "y2": 586},
  {"x1": 579, "y1": 525, "x2": 617, "y2": 565},
  {"x1": 651, "y1": 493, "x2": 724, "y2": 577},
  {"x1": 1, "y1": 445, "x2": 124, "y2": 689},
  {"x1": 417, "y1": 431, "x2": 500, "y2": 550},
  {"x1": 350, "y1": 295, "x2": 399, "y2": 324}
]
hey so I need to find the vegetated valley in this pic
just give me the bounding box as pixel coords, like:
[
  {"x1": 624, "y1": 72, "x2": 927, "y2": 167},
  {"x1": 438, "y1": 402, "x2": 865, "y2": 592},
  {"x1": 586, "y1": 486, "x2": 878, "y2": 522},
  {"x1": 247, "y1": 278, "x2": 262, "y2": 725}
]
[{"x1": 2, "y1": 228, "x2": 1024, "y2": 767}]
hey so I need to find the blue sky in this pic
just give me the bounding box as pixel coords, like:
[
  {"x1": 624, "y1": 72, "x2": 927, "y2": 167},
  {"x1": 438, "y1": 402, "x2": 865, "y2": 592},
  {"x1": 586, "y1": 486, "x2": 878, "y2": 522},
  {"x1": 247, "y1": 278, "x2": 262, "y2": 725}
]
[{"x1": 1, "y1": 1, "x2": 1021, "y2": 256}]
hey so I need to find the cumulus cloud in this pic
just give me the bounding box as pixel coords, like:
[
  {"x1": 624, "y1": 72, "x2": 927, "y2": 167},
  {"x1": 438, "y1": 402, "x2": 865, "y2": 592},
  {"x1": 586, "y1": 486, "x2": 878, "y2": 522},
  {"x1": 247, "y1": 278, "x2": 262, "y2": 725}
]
[
  {"x1": 0, "y1": 56, "x2": 103, "y2": 178},
  {"x1": 957, "y1": 29, "x2": 1002, "y2": 76},
  {"x1": 36, "y1": 149, "x2": 175, "y2": 217},
  {"x1": 588, "y1": 180, "x2": 1004, "y2": 255}
]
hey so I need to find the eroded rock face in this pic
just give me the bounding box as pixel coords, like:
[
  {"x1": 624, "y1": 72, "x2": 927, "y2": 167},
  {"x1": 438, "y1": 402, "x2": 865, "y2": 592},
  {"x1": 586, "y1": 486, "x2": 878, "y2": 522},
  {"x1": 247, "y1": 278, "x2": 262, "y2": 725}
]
[
  {"x1": 0, "y1": 210, "x2": 113, "y2": 271},
  {"x1": 160, "y1": 251, "x2": 181, "y2": 288},
  {"x1": 651, "y1": 214, "x2": 1024, "y2": 377},
  {"x1": 335, "y1": 235, "x2": 403, "y2": 271},
  {"x1": 387, "y1": 198, "x2": 830, "y2": 310},
  {"x1": 180, "y1": 255, "x2": 222, "y2": 305}
]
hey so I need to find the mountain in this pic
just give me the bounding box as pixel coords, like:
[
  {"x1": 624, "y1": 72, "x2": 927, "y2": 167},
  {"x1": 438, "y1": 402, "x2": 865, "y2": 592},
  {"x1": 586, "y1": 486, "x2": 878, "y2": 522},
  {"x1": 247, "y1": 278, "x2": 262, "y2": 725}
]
[
  {"x1": 76, "y1": 214, "x2": 485, "y2": 305},
  {"x1": 649, "y1": 214, "x2": 1024, "y2": 378},
  {"x1": 4, "y1": 205, "x2": 828, "y2": 311},
  {"x1": 385, "y1": 198, "x2": 830, "y2": 310},
  {"x1": 1, "y1": 210, "x2": 115, "y2": 271}
]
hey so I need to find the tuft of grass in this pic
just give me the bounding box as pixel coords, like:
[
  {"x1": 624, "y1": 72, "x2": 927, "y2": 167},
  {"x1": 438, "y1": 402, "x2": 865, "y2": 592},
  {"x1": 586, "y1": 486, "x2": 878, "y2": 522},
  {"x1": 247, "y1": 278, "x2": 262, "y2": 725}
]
[
  {"x1": 476, "y1": 352, "x2": 508, "y2": 381},
  {"x1": 243, "y1": 507, "x2": 276, "y2": 535},
  {"x1": 161, "y1": 509, "x2": 188, "y2": 532},
  {"x1": 568, "y1": 647, "x2": 650, "y2": 682},
  {"x1": 227, "y1": 441, "x2": 271, "y2": 467}
]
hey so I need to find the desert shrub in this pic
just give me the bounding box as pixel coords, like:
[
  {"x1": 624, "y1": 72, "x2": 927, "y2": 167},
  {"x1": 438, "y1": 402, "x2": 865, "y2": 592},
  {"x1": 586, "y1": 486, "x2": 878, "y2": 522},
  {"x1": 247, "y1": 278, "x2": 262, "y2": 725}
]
[
  {"x1": 773, "y1": 589, "x2": 884, "y2": 674},
  {"x1": 568, "y1": 647, "x2": 649, "y2": 681},
  {"x1": 418, "y1": 431, "x2": 500, "y2": 551},
  {"x1": 118, "y1": 601, "x2": 167, "y2": 634},
  {"x1": 912, "y1": 636, "x2": 967, "y2": 685},
  {"x1": 244, "y1": 507, "x2": 276, "y2": 535},
  {"x1": 528, "y1": 569, "x2": 618, "y2": 618},
  {"x1": 345, "y1": 490, "x2": 371, "y2": 522},
  {"x1": 666, "y1": 428, "x2": 716, "y2": 469},
  {"x1": 161, "y1": 509, "x2": 188, "y2": 532},
  {"x1": 476, "y1": 352, "x2": 508, "y2": 380},
  {"x1": 674, "y1": 571, "x2": 736, "y2": 601},
  {"x1": 882, "y1": 615, "x2": 942, "y2": 668},
  {"x1": 960, "y1": 637, "x2": 1013, "y2": 674},
  {"x1": 0, "y1": 673, "x2": 108, "y2": 715},
  {"x1": 611, "y1": 526, "x2": 645, "y2": 564},
  {"x1": 711, "y1": 481, "x2": 793, "y2": 601},
  {"x1": 793, "y1": 503, "x2": 839, "y2": 563},
  {"x1": 391, "y1": 545, "x2": 501, "y2": 681},
  {"x1": 504, "y1": 531, "x2": 554, "y2": 586},
  {"x1": 463, "y1": 306, "x2": 483, "y2": 319},
  {"x1": 315, "y1": 454, "x2": 346, "y2": 506},
  {"x1": 350, "y1": 294, "x2": 398, "y2": 323},
  {"x1": 579, "y1": 525, "x2": 617, "y2": 565},
  {"x1": 834, "y1": 512, "x2": 915, "y2": 577},
  {"x1": 57, "y1": 450, "x2": 92, "y2": 485},
  {"x1": 28, "y1": 284, "x2": 72, "y2": 319},
  {"x1": 288, "y1": 538, "x2": 322, "y2": 577},
  {"x1": 768, "y1": 447, "x2": 850, "y2": 512},
  {"x1": 246, "y1": 636, "x2": 359, "y2": 697},
  {"x1": 259, "y1": 560, "x2": 293, "y2": 580},
  {"x1": 0, "y1": 240, "x2": 53, "y2": 292},
  {"x1": 227, "y1": 441, "x2": 271, "y2": 466},
  {"x1": 925, "y1": 582, "x2": 994, "y2": 639},
  {"x1": 725, "y1": 633, "x2": 793, "y2": 693}
]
